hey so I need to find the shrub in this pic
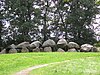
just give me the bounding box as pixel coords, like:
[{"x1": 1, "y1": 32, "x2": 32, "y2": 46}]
[{"x1": 94, "y1": 41, "x2": 100, "y2": 47}]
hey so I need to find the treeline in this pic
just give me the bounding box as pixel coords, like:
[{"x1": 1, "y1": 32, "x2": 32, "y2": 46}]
[{"x1": 0, "y1": 0, "x2": 100, "y2": 48}]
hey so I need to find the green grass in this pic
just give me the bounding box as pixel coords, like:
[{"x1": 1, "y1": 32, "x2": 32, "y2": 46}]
[
  {"x1": 0, "y1": 52, "x2": 100, "y2": 75},
  {"x1": 31, "y1": 53, "x2": 100, "y2": 75}
]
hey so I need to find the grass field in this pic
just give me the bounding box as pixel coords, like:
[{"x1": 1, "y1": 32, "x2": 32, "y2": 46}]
[
  {"x1": 0, "y1": 52, "x2": 100, "y2": 75},
  {"x1": 31, "y1": 56, "x2": 100, "y2": 75}
]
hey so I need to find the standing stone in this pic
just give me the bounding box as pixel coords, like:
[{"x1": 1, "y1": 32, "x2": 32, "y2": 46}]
[{"x1": 44, "y1": 47, "x2": 52, "y2": 52}]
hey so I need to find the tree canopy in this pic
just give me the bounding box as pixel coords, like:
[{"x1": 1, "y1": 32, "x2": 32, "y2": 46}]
[{"x1": 0, "y1": 0, "x2": 99, "y2": 48}]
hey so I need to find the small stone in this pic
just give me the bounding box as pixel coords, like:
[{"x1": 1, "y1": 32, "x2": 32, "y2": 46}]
[
  {"x1": 67, "y1": 48, "x2": 77, "y2": 52},
  {"x1": 9, "y1": 49, "x2": 17, "y2": 53},
  {"x1": 21, "y1": 47, "x2": 29, "y2": 53},
  {"x1": 32, "y1": 48, "x2": 40, "y2": 52},
  {"x1": 57, "y1": 48, "x2": 65, "y2": 52}
]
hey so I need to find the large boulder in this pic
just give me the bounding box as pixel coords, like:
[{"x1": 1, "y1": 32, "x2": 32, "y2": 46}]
[
  {"x1": 9, "y1": 49, "x2": 17, "y2": 53},
  {"x1": 44, "y1": 47, "x2": 52, "y2": 52},
  {"x1": 57, "y1": 39, "x2": 68, "y2": 51},
  {"x1": 68, "y1": 42, "x2": 80, "y2": 49},
  {"x1": 17, "y1": 42, "x2": 30, "y2": 48},
  {"x1": 17, "y1": 42, "x2": 30, "y2": 52},
  {"x1": 32, "y1": 48, "x2": 40, "y2": 52},
  {"x1": 67, "y1": 48, "x2": 77, "y2": 52},
  {"x1": 30, "y1": 41, "x2": 42, "y2": 48},
  {"x1": 57, "y1": 39, "x2": 68, "y2": 46},
  {"x1": 57, "y1": 48, "x2": 65, "y2": 52},
  {"x1": 42, "y1": 39, "x2": 56, "y2": 47},
  {"x1": 80, "y1": 44, "x2": 97, "y2": 52}
]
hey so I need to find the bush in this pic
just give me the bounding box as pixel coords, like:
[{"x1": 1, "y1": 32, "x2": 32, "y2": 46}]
[{"x1": 94, "y1": 42, "x2": 100, "y2": 47}]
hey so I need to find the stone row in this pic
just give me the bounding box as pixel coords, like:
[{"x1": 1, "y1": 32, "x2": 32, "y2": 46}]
[{"x1": 0, "y1": 39, "x2": 98, "y2": 54}]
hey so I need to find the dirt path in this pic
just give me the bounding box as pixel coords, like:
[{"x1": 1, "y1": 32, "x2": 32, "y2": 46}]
[
  {"x1": 14, "y1": 61, "x2": 67, "y2": 75},
  {"x1": 15, "y1": 64, "x2": 48, "y2": 75}
]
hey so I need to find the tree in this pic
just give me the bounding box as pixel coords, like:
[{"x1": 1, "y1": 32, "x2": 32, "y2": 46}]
[
  {"x1": 66, "y1": 0, "x2": 97, "y2": 45},
  {"x1": 1, "y1": 0, "x2": 98, "y2": 48},
  {"x1": 4, "y1": 0, "x2": 42, "y2": 45},
  {"x1": 0, "y1": 0, "x2": 5, "y2": 47}
]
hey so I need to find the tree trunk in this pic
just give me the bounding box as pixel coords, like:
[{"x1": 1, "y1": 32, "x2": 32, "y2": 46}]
[{"x1": 43, "y1": 1, "x2": 49, "y2": 42}]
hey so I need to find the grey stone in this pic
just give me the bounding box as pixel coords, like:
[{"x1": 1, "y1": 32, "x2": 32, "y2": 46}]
[
  {"x1": 32, "y1": 48, "x2": 40, "y2": 52},
  {"x1": 57, "y1": 39, "x2": 68, "y2": 46},
  {"x1": 42, "y1": 39, "x2": 56, "y2": 47},
  {"x1": 80, "y1": 44, "x2": 94, "y2": 52},
  {"x1": 8, "y1": 44, "x2": 16, "y2": 49},
  {"x1": 67, "y1": 48, "x2": 77, "y2": 52},
  {"x1": 68, "y1": 42, "x2": 80, "y2": 49},
  {"x1": 30, "y1": 41, "x2": 41, "y2": 48},
  {"x1": 9, "y1": 49, "x2": 17, "y2": 53},
  {"x1": 44, "y1": 47, "x2": 52, "y2": 52},
  {"x1": 57, "y1": 39, "x2": 68, "y2": 50},
  {"x1": 21, "y1": 47, "x2": 29, "y2": 53},
  {"x1": 17, "y1": 42, "x2": 30, "y2": 48},
  {"x1": 57, "y1": 48, "x2": 65, "y2": 52},
  {"x1": 40, "y1": 48, "x2": 44, "y2": 52},
  {"x1": 0, "y1": 49, "x2": 6, "y2": 54}
]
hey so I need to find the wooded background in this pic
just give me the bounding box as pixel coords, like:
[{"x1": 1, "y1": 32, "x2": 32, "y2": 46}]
[{"x1": 0, "y1": 0, "x2": 100, "y2": 48}]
